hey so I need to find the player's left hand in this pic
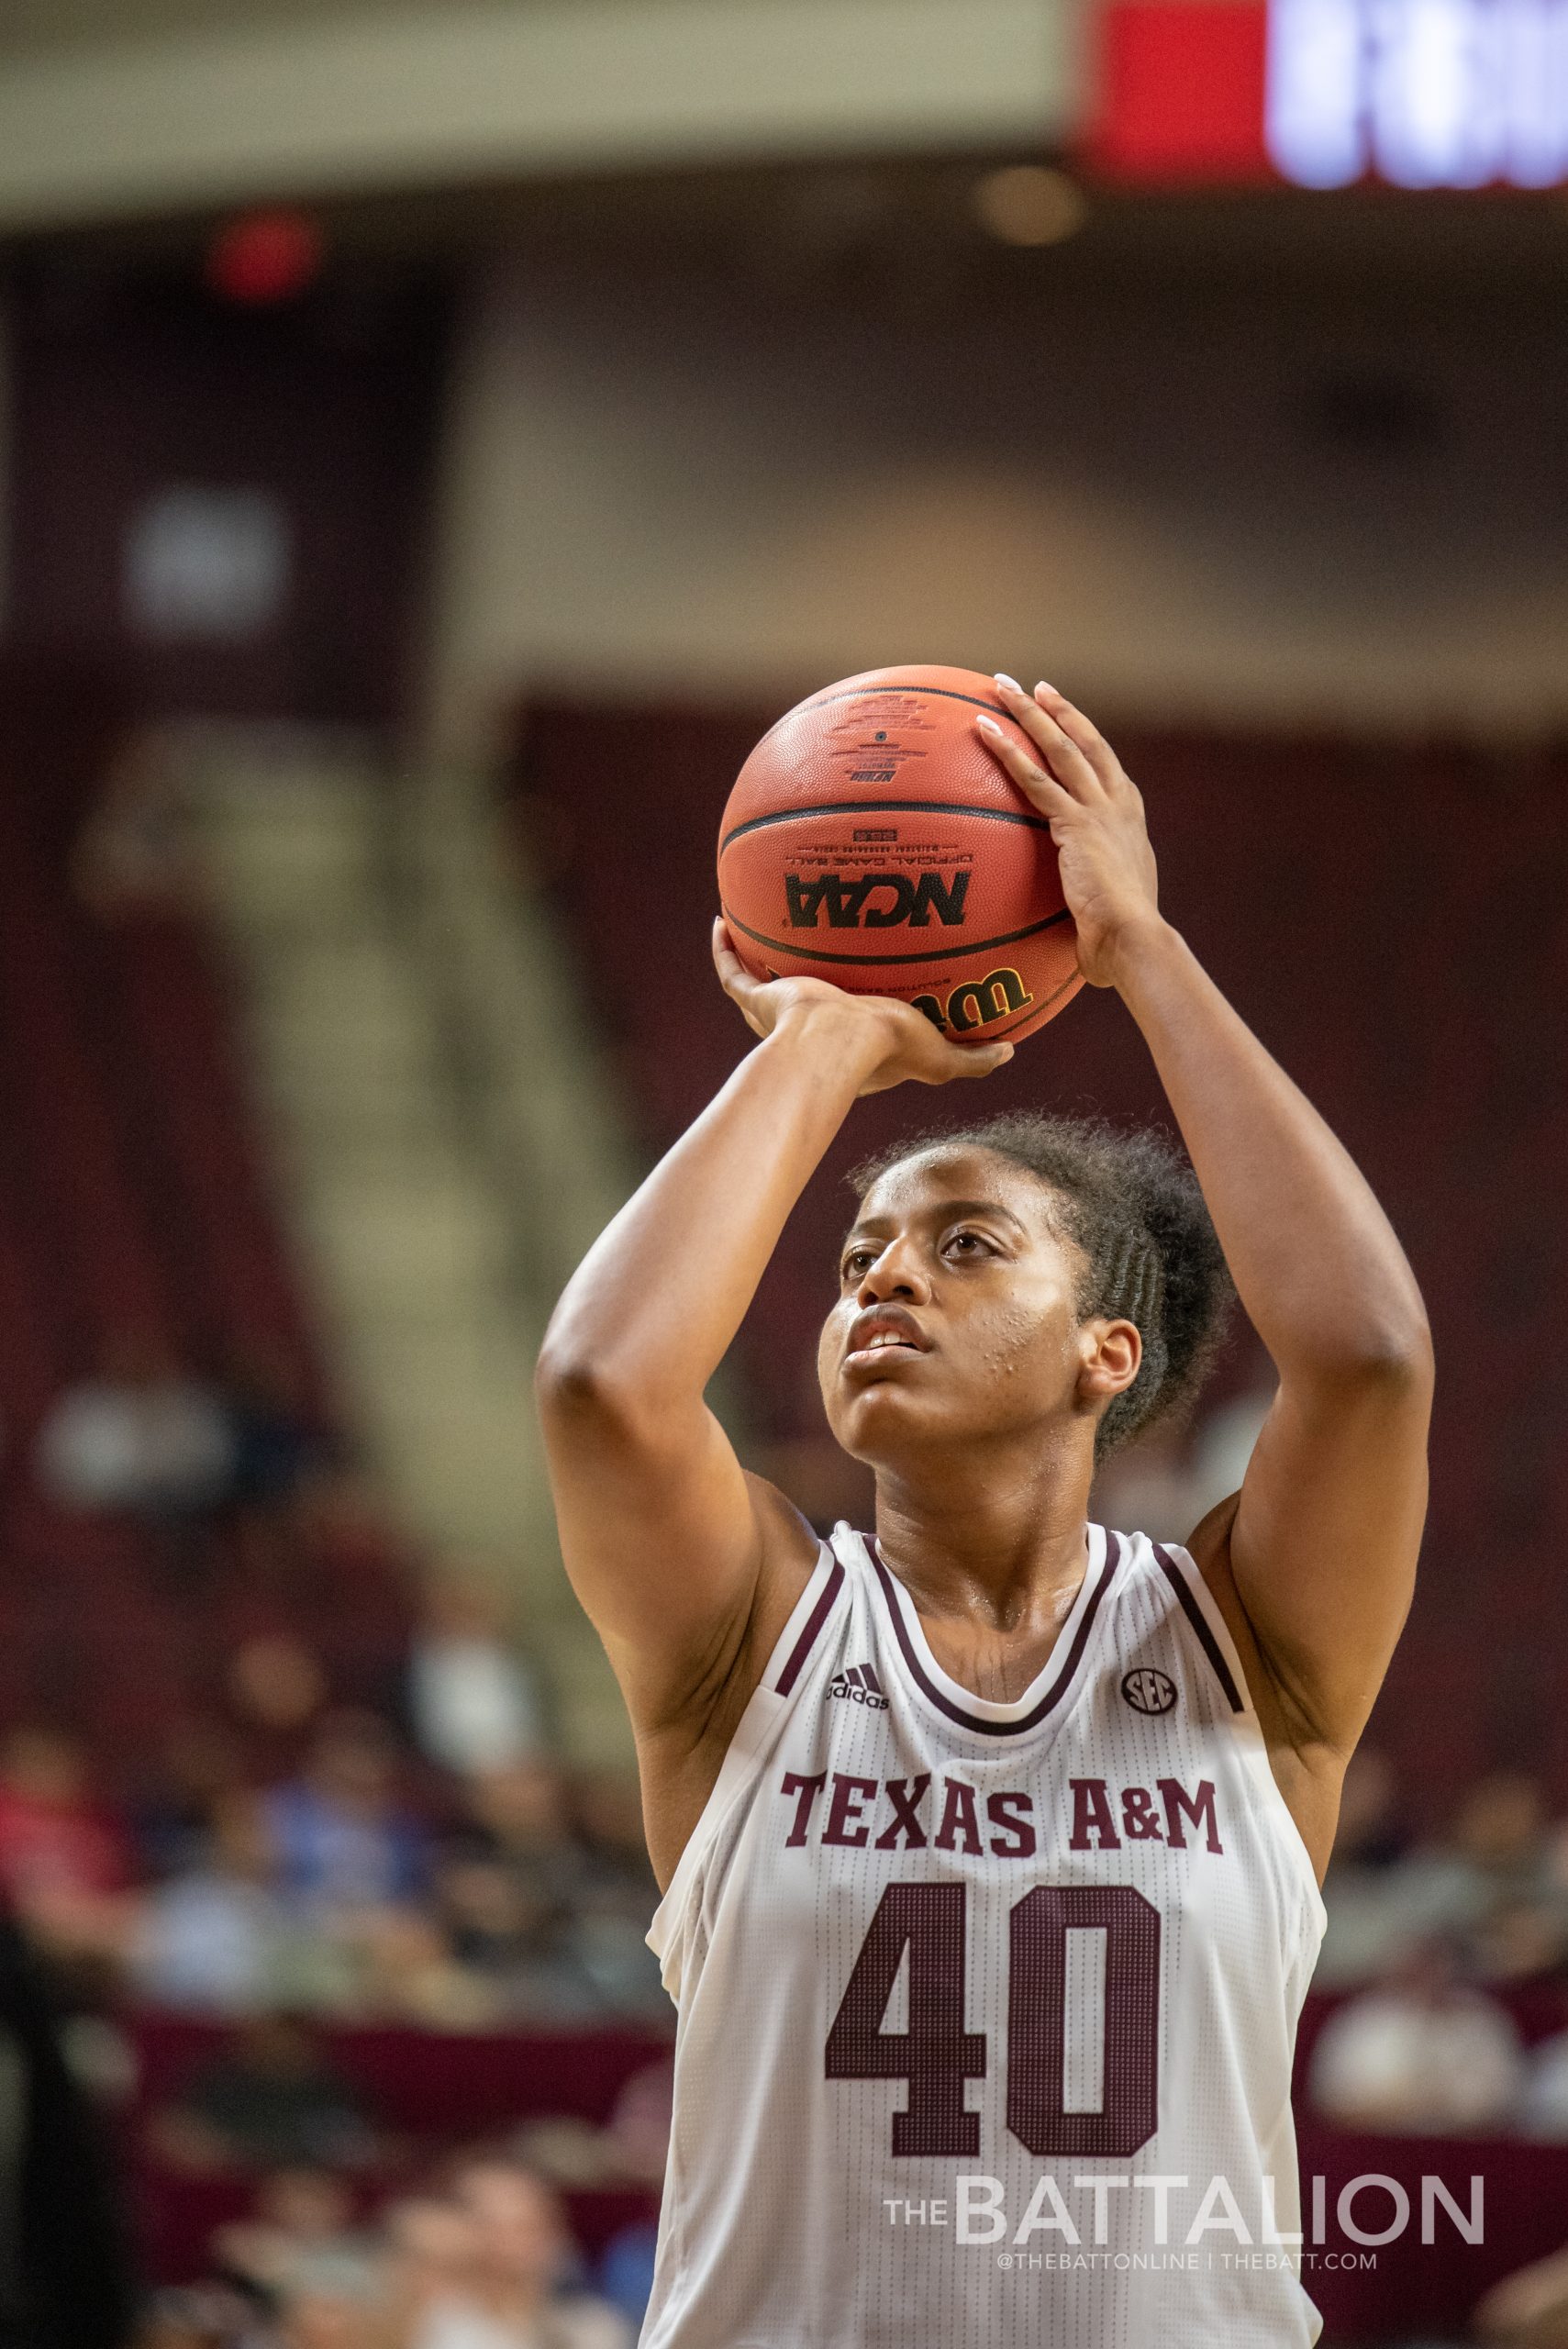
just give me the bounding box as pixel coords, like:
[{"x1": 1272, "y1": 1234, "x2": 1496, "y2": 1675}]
[{"x1": 975, "y1": 678, "x2": 1162, "y2": 989}]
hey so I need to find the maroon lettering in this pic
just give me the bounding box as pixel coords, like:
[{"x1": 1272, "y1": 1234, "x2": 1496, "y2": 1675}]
[
  {"x1": 1068, "y1": 1776, "x2": 1123, "y2": 1852},
  {"x1": 1158, "y1": 1776, "x2": 1223, "y2": 1854},
  {"x1": 824, "y1": 1773, "x2": 881, "y2": 1848},
  {"x1": 934, "y1": 1776, "x2": 984, "y2": 1854},
  {"x1": 874, "y1": 1774, "x2": 932, "y2": 1851},
  {"x1": 1120, "y1": 1786, "x2": 1164, "y2": 1841},
  {"x1": 780, "y1": 1769, "x2": 828, "y2": 1846},
  {"x1": 1007, "y1": 1886, "x2": 1162, "y2": 2157},
  {"x1": 828, "y1": 1879, "x2": 1162, "y2": 2161},
  {"x1": 825, "y1": 1883, "x2": 986, "y2": 2155},
  {"x1": 985, "y1": 1790, "x2": 1037, "y2": 1859}
]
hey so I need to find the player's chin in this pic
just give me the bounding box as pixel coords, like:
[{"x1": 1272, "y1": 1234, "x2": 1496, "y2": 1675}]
[{"x1": 828, "y1": 1366, "x2": 948, "y2": 1451}]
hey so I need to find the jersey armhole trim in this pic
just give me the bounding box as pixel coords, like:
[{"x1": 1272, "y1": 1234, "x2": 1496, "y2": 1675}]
[
  {"x1": 1151, "y1": 1541, "x2": 1246, "y2": 1712},
  {"x1": 773, "y1": 1553, "x2": 846, "y2": 1694}
]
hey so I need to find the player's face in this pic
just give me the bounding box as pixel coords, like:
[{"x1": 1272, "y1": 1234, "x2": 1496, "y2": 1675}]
[{"x1": 818, "y1": 1146, "x2": 1127, "y2": 1464}]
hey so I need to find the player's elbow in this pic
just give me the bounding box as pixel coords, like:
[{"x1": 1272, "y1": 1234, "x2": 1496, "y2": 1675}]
[
  {"x1": 534, "y1": 1334, "x2": 658, "y2": 1441},
  {"x1": 1303, "y1": 1306, "x2": 1434, "y2": 1407},
  {"x1": 1352, "y1": 1288, "x2": 1434, "y2": 1389}
]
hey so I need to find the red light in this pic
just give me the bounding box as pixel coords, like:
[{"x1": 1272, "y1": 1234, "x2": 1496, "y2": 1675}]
[{"x1": 206, "y1": 210, "x2": 323, "y2": 306}]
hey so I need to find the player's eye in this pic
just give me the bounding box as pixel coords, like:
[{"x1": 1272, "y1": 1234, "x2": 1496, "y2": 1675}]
[
  {"x1": 944, "y1": 1229, "x2": 995, "y2": 1261},
  {"x1": 841, "y1": 1246, "x2": 878, "y2": 1281}
]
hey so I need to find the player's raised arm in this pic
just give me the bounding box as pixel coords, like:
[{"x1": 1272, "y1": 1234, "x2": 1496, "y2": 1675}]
[
  {"x1": 534, "y1": 929, "x2": 1010, "y2": 1742},
  {"x1": 978, "y1": 680, "x2": 1432, "y2": 1831}
]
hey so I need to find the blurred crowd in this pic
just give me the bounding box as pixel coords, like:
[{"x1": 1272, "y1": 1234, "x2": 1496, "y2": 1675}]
[
  {"x1": 0, "y1": 1326, "x2": 666, "y2": 2035},
  {"x1": 135, "y1": 2146, "x2": 656, "y2": 2349},
  {"x1": 0, "y1": 1651, "x2": 663, "y2": 2034},
  {"x1": 1309, "y1": 1753, "x2": 1568, "y2": 2139}
]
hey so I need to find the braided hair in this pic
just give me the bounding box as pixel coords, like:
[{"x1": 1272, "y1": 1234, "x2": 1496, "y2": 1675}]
[{"x1": 849, "y1": 1112, "x2": 1232, "y2": 1460}]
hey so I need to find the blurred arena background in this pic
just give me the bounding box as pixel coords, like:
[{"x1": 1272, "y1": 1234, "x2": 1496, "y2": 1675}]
[{"x1": 0, "y1": 1, "x2": 1565, "y2": 2342}]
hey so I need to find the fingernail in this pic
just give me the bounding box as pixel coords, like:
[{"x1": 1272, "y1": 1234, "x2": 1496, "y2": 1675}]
[
  {"x1": 1035, "y1": 681, "x2": 1058, "y2": 697},
  {"x1": 975, "y1": 713, "x2": 1000, "y2": 733},
  {"x1": 994, "y1": 673, "x2": 1023, "y2": 696}
]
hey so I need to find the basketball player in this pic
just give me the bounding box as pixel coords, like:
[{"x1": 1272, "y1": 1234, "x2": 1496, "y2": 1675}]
[{"x1": 536, "y1": 679, "x2": 1431, "y2": 2347}]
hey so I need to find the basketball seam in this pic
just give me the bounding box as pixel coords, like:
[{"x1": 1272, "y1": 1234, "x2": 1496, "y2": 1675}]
[
  {"x1": 719, "y1": 903, "x2": 1073, "y2": 967},
  {"x1": 719, "y1": 797, "x2": 1052, "y2": 854}
]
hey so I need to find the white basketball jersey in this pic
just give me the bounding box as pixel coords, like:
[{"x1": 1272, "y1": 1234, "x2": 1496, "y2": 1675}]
[{"x1": 642, "y1": 1523, "x2": 1327, "y2": 2349}]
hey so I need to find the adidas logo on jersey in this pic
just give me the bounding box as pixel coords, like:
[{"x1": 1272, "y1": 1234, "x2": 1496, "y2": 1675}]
[{"x1": 828, "y1": 1662, "x2": 890, "y2": 1711}]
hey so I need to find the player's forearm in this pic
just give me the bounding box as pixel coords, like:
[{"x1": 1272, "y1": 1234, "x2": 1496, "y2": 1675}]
[
  {"x1": 538, "y1": 1004, "x2": 874, "y2": 1413},
  {"x1": 1109, "y1": 917, "x2": 1431, "y2": 1383}
]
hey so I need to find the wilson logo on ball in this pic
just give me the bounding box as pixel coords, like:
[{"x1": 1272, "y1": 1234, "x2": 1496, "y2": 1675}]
[
  {"x1": 912, "y1": 966, "x2": 1033, "y2": 1034},
  {"x1": 784, "y1": 871, "x2": 970, "y2": 930}
]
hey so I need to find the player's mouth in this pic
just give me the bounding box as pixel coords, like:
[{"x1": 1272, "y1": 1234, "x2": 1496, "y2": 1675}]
[{"x1": 843, "y1": 1306, "x2": 930, "y2": 1375}]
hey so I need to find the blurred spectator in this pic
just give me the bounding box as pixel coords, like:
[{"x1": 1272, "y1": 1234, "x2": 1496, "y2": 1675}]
[
  {"x1": 211, "y1": 2165, "x2": 369, "y2": 2300},
  {"x1": 385, "y1": 2196, "x2": 486, "y2": 2343},
  {"x1": 601, "y1": 2056, "x2": 673, "y2": 2188},
  {"x1": 263, "y1": 1713, "x2": 428, "y2": 1912},
  {"x1": 566, "y1": 1778, "x2": 663, "y2": 2019},
  {"x1": 594, "y1": 2221, "x2": 659, "y2": 2337},
  {"x1": 1475, "y1": 2240, "x2": 1568, "y2": 2345},
  {"x1": 1515, "y1": 2027, "x2": 1568, "y2": 2141},
  {"x1": 134, "y1": 1722, "x2": 247, "y2": 1882},
  {"x1": 1330, "y1": 1745, "x2": 1410, "y2": 1871},
  {"x1": 1396, "y1": 1773, "x2": 1567, "y2": 1964},
  {"x1": 439, "y1": 1765, "x2": 600, "y2": 2020},
  {"x1": 133, "y1": 2286, "x2": 251, "y2": 2348},
  {"x1": 0, "y1": 1728, "x2": 132, "y2": 1965},
  {"x1": 228, "y1": 1638, "x2": 330, "y2": 1784},
  {"x1": 347, "y1": 1907, "x2": 494, "y2": 2032},
  {"x1": 447, "y1": 2158, "x2": 632, "y2": 2348},
  {"x1": 292, "y1": 1468, "x2": 409, "y2": 1589},
  {"x1": 132, "y1": 1793, "x2": 288, "y2": 2013},
  {"x1": 407, "y1": 1573, "x2": 546, "y2": 1780},
  {"x1": 72, "y1": 725, "x2": 197, "y2": 921},
  {"x1": 150, "y1": 2013, "x2": 383, "y2": 2174},
  {"x1": 1316, "y1": 1768, "x2": 1568, "y2": 1993},
  {"x1": 1312, "y1": 1748, "x2": 1420, "y2": 1988},
  {"x1": 275, "y1": 2277, "x2": 386, "y2": 2349},
  {"x1": 1429, "y1": 1772, "x2": 1558, "y2": 1912},
  {"x1": 222, "y1": 1346, "x2": 328, "y2": 1515},
  {"x1": 1309, "y1": 1938, "x2": 1524, "y2": 2133},
  {"x1": 35, "y1": 1335, "x2": 234, "y2": 1521},
  {"x1": 457, "y1": 1766, "x2": 580, "y2": 1910}
]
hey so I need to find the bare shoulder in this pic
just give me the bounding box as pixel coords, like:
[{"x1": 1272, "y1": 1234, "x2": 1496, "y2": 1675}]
[
  {"x1": 636, "y1": 1473, "x2": 822, "y2": 1893},
  {"x1": 1184, "y1": 1495, "x2": 1346, "y2": 1884}
]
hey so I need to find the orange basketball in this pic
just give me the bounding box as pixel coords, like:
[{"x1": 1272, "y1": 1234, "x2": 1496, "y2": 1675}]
[{"x1": 717, "y1": 664, "x2": 1083, "y2": 1046}]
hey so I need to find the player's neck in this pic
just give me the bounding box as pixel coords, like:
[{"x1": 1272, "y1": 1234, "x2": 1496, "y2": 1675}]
[{"x1": 871, "y1": 1451, "x2": 1095, "y2": 1633}]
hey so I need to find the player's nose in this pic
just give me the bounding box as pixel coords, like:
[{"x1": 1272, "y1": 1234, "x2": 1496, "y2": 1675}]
[{"x1": 855, "y1": 1237, "x2": 931, "y2": 1308}]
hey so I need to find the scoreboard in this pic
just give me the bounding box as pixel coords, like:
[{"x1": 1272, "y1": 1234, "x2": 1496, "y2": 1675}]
[{"x1": 1084, "y1": 0, "x2": 1568, "y2": 187}]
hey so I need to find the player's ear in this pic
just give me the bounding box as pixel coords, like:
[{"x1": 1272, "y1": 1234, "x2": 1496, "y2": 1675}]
[{"x1": 1077, "y1": 1318, "x2": 1141, "y2": 1405}]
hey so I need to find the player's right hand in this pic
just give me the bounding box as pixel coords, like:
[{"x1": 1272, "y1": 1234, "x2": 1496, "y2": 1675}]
[{"x1": 712, "y1": 918, "x2": 1013, "y2": 1096}]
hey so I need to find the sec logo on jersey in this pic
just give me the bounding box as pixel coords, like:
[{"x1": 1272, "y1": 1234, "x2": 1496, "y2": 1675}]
[{"x1": 1121, "y1": 1665, "x2": 1178, "y2": 1716}]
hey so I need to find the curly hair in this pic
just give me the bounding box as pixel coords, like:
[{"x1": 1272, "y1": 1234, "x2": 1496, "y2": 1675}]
[{"x1": 849, "y1": 1111, "x2": 1232, "y2": 1460}]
